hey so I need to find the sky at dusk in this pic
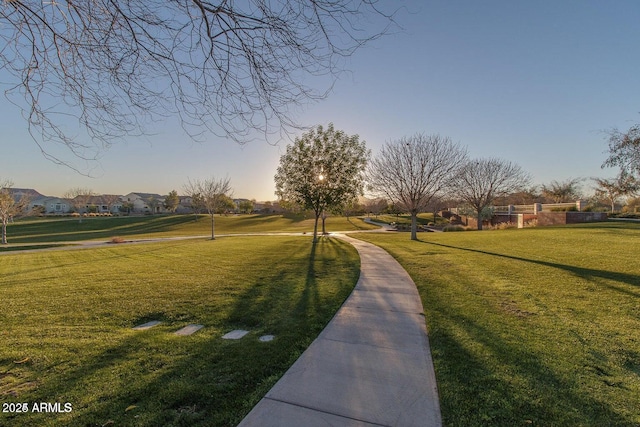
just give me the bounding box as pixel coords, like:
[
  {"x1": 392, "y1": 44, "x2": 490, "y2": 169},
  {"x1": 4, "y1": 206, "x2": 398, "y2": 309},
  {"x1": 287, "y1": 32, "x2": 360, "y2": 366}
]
[{"x1": 2, "y1": 1, "x2": 640, "y2": 201}]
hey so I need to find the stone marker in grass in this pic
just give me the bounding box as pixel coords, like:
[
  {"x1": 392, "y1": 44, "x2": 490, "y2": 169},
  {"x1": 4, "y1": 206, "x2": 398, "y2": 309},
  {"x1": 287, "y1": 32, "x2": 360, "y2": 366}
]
[
  {"x1": 222, "y1": 330, "x2": 249, "y2": 340},
  {"x1": 175, "y1": 324, "x2": 204, "y2": 336},
  {"x1": 132, "y1": 320, "x2": 162, "y2": 330},
  {"x1": 259, "y1": 335, "x2": 275, "y2": 342}
]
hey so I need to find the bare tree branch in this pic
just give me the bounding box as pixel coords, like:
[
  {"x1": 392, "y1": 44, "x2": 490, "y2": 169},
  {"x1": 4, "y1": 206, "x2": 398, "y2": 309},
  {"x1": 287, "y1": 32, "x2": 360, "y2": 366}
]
[
  {"x1": 0, "y1": 179, "x2": 32, "y2": 244},
  {"x1": 1, "y1": 1, "x2": 397, "y2": 169},
  {"x1": 456, "y1": 158, "x2": 531, "y2": 230},
  {"x1": 367, "y1": 134, "x2": 468, "y2": 240},
  {"x1": 183, "y1": 176, "x2": 232, "y2": 239}
]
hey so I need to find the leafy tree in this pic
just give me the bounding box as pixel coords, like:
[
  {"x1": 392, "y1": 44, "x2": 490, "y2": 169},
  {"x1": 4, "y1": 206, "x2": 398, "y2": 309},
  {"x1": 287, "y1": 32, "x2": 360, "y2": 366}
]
[
  {"x1": 385, "y1": 202, "x2": 404, "y2": 217},
  {"x1": 0, "y1": 180, "x2": 31, "y2": 244},
  {"x1": 164, "y1": 190, "x2": 180, "y2": 213},
  {"x1": 1, "y1": 1, "x2": 395, "y2": 166},
  {"x1": 541, "y1": 178, "x2": 583, "y2": 203},
  {"x1": 216, "y1": 195, "x2": 236, "y2": 215},
  {"x1": 275, "y1": 124, "x2": 369, "y2": 242},
  {"x1": 624, "y1": 196, "x2": 640, "y2": 213},
  {"x1": 456, "y1": 158, "x2": 531, "y2": 230},
  {"x1": 261, "y1": 201, "x2": 273, "y2": 214},
  {"x1": 592, "y1": 171, "x2": 639, "y2": 212},
  {"x1": 603, "y1": 122, "x2": 640, "y2": 177},
  {"x1": 238, "y1": 199, "x2": 255, "y2": 214},
  {"x1": 183, "y1": 177, "x2": 232, "y2": 239},
  {"x1": 367, "y1": 133, "x2": 467, "y2": 240},
  {"x1": 339, "y1": 198, "x2": 364, "y2": 220}
]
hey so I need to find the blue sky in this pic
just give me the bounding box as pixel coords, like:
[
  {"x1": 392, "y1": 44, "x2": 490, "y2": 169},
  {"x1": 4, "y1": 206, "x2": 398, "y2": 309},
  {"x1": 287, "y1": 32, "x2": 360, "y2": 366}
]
[{"x1": 2, "y1": 1, "x2": 640, "y2": 201}]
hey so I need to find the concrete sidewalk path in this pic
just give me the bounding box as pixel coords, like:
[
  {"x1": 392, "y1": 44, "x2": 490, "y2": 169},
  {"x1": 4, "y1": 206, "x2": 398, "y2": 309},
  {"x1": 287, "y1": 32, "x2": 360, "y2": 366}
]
[{"x1": 238, "y1": 234, "x2": 441, "y2": 427}]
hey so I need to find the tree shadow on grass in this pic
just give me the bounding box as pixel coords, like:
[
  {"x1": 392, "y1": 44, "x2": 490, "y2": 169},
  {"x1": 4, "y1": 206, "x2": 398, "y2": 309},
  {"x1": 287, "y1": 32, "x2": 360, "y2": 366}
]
[
  {"x1": 1, "y1": 237, "x2": 359, "y2": 427},
  {"x1": 224, "y1": 238, "x2": 352, "y2": 342},
  {"x1": 0, "y1": 240, "x2": 195, "y2": 280},
  {"x1": 407, "y1": 237, "x2": 639, "y2": 425},
  {"x1": 416, "y1": 239, "x2": 640, "y2": 294},
  {"x1": 8, "y1": 216, "x2": 197, "y2": 244},
  {"x1": 430, "y1": 306, "x2": 635, "y2": 426}
]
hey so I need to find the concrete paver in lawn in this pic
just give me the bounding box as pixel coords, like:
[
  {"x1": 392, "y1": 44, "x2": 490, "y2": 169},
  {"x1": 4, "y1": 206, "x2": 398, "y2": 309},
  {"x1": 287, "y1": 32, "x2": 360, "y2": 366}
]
[
  {"x1": 132, "y1": 320, "x2": 162, "y2": 330},
  {"x1": 174, "y1": 324, "x2": 204, "y2": 336},
  {"x1": 238, "y1": 234, "x2": 441, "y2": 427},
  {"x1": 222, "y1": 329, "x2": 250, "y2": 340}
]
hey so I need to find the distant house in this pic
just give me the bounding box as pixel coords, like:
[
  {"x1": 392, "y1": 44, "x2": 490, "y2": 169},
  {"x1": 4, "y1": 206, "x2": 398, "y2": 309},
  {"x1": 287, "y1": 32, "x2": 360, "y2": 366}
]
[
  {"x1": 36, "y1": 197, "x2": 72, "y2": 214},
  {"x1": 85, "y1": 195, "x2": 123, "y2": 214},
  {"x1": 121, "y1": 192, "x2": 166, "y2": 214},
  {"x1": 9, "y1": 189, "x2": 71, "y2": 215}
]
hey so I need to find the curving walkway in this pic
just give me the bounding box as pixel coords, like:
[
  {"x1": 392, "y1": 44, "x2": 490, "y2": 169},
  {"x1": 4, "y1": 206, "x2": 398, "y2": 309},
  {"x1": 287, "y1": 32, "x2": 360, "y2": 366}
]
[{"x1": 238, "y1": 233, "x2": 442, "y2": 427}]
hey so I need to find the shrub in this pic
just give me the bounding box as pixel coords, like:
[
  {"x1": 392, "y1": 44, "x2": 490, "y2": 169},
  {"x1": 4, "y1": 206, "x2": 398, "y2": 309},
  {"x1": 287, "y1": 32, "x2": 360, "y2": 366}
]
[
  {"x1": 494, "y1": 222, "x2": 517, "y2": 230},
  {"x1": 443, "y1": 225, "x2": 468, "y2": 232},
  {"x1": 550, "y1": 206, "x2": 578, "y2": 212}
]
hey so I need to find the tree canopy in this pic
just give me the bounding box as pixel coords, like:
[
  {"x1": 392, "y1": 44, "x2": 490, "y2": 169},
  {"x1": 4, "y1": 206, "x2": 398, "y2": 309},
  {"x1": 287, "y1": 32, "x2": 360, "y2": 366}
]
[
  {"x1": 603, "y1": 123, "x2": 640, "y2": 178},
  {"x1": 541, "y1": 178, "x2": 583, "y2": 203},
  {"x1": 592, "y1": 171, "x2": 639, "y2": 212},
  {"x1": 367, "y1": 133, "x2": 467, "y2": 240},
  {"x1": 274, "y1": 124, "x2": 368, "y2": 242},
  {"x1": 456, "y1": 158, "x2": 531, "y2": 230},
  {"x1": 1, "y1": 1, "x2": 395, "y2": 167}
]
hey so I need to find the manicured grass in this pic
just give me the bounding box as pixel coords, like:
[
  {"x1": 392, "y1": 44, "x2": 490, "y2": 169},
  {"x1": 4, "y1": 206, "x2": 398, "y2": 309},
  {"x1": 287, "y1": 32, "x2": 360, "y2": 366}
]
[
  {"x1": 355, "y1": 222, "x2": 640, "y2": 426},
  {"x1": 3, "y1": 214, "x2": 378, "y2": 245},
  {"x1": 0, "y1": 244, "x2": 74, "y2": 252},
  {"x1": 0, "y1": 236, "x2": 360, "y2": 426},
  {"x1": 367, "y1": 213, "x2": 444, "y2": 226}
]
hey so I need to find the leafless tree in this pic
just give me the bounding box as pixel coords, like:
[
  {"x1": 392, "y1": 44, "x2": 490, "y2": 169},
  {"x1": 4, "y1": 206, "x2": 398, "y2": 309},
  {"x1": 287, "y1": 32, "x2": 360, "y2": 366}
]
[
  {"x1": 363, "y1": 197, "x2": 388, "y2": 217},
  {"x1": 63, "y1": 187, "x2": 95, "y2": 222},
  {"x1": 456, "y1": 158, "x2": 531, "y2": 230},
  {"x1": 367, "y1": 134, "x2": 468, "y2": 240},
  {"x1": 183, "y1": 176, "x2": 232, "y2": 239},
  {"x1": 541, "y1": 178, "x2": 583, "y2": 203},
  {"x1": 1, "y1": 1, "x2": 396, "y2": 168},
  {"x1": 0, "y1": 180, "x2": 31, "y2": 244},
  {"x1": 144, "y1": 195, "x2": 160, "y2": 215},
  {"x1": 592, "y1": 171, "x2": 639, "y2": 212},
  {"x1": 100, "y1": 194, "x2": 122, "y2": 215}
]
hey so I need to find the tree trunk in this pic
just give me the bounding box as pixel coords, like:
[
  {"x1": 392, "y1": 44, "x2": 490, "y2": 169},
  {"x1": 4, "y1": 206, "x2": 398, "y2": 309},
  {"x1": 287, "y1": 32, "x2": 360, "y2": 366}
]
[
  {"x1": 313, "y1": 212, "x2": 320, "y2": 243},
  {"x1": 210, "y1": 214, "x2": 216, "y2": 240},
  {"x1": 477, "y1": 211, "x2": 483, "y2": 230},
  {"x1": 321, "y1": 210, "x2": 327, "y2": 235},
  {"x1": 410, "y1": 212, "x2": 418, "y2": 241},
  {"x1": 2, "y1": 220, "x2": 7, "y2": 244}
]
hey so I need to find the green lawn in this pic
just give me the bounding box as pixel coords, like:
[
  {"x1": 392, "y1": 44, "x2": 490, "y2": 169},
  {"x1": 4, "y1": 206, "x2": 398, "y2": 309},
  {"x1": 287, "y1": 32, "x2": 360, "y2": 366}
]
[
  {"x1": 2, "y1": 214, "x2": 378, "y2": 246},
  {"x1": 366, "y1": 212, "x2": 446, "y2": 226},
  {"x1": 355, "y1": 222, "x2": 640, "y2": 426},
  {"x1": 0, "y1": 236, "x2": 360, "y2": 426}
]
